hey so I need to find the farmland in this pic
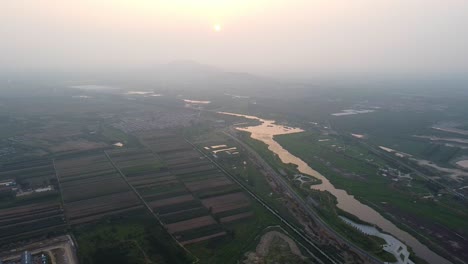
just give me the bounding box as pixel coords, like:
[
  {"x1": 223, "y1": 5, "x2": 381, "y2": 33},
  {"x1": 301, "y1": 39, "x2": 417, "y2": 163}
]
[
  {"x1": 100, "y1": 130, "x2": 317, "y2": 263},
  {"x1": 0, "y1": 158, "x2": 57, "y2": 190},
  {"x1": 194, "y1": 129, "x2": 399, "y2": 263},
  {"x1": 54, "y1": 153, "x2": 143, "y2": 225},
  {"x1": 107, "y1": 132, "x2": 255, "y2": 248},
  {"x1": 0, "y1": 159, "x2": 67, "y2": 245},
  {"x1": 74, "y1": 209, "x2": 193, "y2": 264},
  {"x1": 0, "y1": 201, "x2": 66, "y2": 245}
]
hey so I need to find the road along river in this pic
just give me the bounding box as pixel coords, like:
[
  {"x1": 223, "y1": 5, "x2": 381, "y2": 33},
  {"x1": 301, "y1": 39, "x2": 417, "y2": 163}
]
[{"x1": 218, "y1": 112, "x2": 451, "y2": 264}]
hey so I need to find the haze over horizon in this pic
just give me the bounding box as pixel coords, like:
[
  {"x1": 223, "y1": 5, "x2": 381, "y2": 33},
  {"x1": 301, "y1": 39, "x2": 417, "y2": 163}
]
[
  {"x1": 2, "y1": 0, "x2": 468, "y2": 79},
  {"x1": 1, "y1": 2, "x2": 468, "y2": 264}
]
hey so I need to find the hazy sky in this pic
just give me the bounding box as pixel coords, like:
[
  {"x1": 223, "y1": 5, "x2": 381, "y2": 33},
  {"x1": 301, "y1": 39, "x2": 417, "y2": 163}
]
[{"x1": 1, "y1": 0, "x2": 467, "y2": 77}]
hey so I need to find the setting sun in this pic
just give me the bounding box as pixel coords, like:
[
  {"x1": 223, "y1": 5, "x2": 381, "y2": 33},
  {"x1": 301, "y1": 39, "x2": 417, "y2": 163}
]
[{"x1": 0, "y1": 1, "x2": 466, "y2": 264}]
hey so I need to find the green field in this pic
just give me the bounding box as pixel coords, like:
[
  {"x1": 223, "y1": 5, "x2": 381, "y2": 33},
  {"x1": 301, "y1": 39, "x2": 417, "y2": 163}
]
[
  {"x1": 236, "y1": 132, "x2": 403, "y2": 262},
  {"x1": 74, "y1": 210, "x2": 193, "y2": 264},
  {"x1": 275, "y1": 132, "x2": 467, "y2": 231},
  {"x1": 192, "y1": 130, "x2": 405, "y2": 263},
  {"x1": 273, "y1": 131, "x2": 467, "y2": 263},
  {"x1": 186, "y1": 202, "x2": 281, "y2": 263}
]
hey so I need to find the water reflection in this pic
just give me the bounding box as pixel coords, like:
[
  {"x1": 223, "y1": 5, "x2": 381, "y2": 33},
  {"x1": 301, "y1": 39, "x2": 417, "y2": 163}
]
[{"x1": 218, "y1": 111, "x2": 450, "y2": 264}]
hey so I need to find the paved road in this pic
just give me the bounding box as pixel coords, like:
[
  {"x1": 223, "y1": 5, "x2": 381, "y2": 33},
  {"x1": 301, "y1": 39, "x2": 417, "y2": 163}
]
[
  {"x1": 1, "y1": 235, "x2": 78, "y2": 264},
  {"x1": 222, "y1": 130, "x2": 383, "y2": 264},
  {"x1": 185, "y1": 139, "x2": 338, "y2": 264}
]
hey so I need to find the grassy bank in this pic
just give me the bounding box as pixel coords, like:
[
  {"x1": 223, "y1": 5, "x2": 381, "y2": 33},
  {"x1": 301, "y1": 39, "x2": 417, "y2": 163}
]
[
  {"x1": 237, "y1": 131, "x2": 399, "y2": 263},
  {"x1": 275, "y1": 132, "x2": 467, "y2": 231},
  {"x1": 275, "y1": 131, "x2": 467, "y2": 263}
]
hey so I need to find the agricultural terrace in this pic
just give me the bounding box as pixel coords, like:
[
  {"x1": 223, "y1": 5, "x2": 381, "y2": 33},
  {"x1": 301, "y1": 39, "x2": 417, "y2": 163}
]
[
  {"x1": 0, "y1": 159, "x2": 66, "y2": 244},
  {"x1": 54, "y1": 154, "x2": 142, "y2": 225},
  {"x1": 109, "y1": 131, "x2": 255, "y2": 247}
]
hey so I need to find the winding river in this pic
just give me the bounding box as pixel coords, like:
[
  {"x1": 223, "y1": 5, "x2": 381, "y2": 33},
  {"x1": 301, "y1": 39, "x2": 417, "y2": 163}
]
[{"x1": 219, "y1": 112, "x2": 450, "y2": 264}]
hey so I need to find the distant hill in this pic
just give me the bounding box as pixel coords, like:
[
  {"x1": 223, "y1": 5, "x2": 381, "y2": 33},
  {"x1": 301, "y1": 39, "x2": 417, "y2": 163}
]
[{"x1": 101, "y1": 61, "x2": 290, "y2": 97}]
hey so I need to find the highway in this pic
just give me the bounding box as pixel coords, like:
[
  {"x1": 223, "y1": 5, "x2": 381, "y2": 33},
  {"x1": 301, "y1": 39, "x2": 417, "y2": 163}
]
[
  {"x1": 220, "y1": 130, "x2": 383, "y2": 264},
  {"x1": 185, "y1": 138, "x2": 339, "y2": 264},
  {"x1": 0, "y1": 235, "x2": 77, "y2": 264}
]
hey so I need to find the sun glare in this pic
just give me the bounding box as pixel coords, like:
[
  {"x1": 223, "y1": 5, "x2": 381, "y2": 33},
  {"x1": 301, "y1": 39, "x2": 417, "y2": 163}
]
[{"x1": 213, "y1": 24, "x2": 222, "y2": 32}]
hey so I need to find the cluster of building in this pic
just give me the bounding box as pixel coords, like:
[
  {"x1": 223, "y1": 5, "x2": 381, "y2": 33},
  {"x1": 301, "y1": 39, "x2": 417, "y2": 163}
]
[
  {"x1": 204, "y1": 144, "x2": 240, "y2": 159},
  {"x1": 378, "y1": 167, "x2": 412, "y2": 183},
  {"x1": 0, "y1": 179, "x2": 15, "y2": 187},
  {"x1": 112, "y1": 110, "x2": 196, "y2": 133},
  {"x1": 0, "y1": 251, "x2": 47, "y2": 264},
  {"x1": 0, "y1": 179, "x2": 54, "y2": 198},
  {"x1": 0, "y1": 179, "x2": 17, "y2": 198}
]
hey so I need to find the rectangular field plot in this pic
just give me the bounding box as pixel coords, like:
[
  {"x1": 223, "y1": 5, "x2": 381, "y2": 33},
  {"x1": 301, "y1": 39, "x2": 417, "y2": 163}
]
[
  {"x1": 170, "y1": 164, "x2": 216, "y2": 176},
  {"x1": 66, "y1": 191, "x2": 142, "y2": 225},
  {"x1": 220, "y1": 211, "x2": 254, "y2": 223},
  {"x1": 128, "y1": 174, "x2": 176, "y2": 187},
  {"x1": 54, "y1": 153, "x2": 141, "y2": 224},
  {"x1": 107, "y1": 148, "x2": 195, "y2": 204},
  {"x1": 107, "y1": 148, "x2": 165, "y2": 177},
  {"x1": 201, "y1": 192, "x2": 251, "y2": 214},
  {"x1": 0, "y1": 201, "x2": 66, "y2": 243},
  {"x1": 0, "y1": 159, "x2": 56, "y2": 187},
  {"x1": 180, "y1": 231, "x2": 227, "y2": 246},
  {"x1": 161, "y1": 152, "x2": 205, "y2": 165},
  {"x1": 184, "y1": 177, "x2": 233, "y2": 192},
  {"x1": 107, "y1": 148, "x2": 226, "y2": 243},
  {"x1": 136, "y1": 132, "x2": 193, "y2": 154},
  {"x1": 110, "y1": 134, "x2": 255, "y2": 246},
  {"x1": 194, "y1": 184, "x2": 241, "y2": 199},
  {"x1": 147, "y1": 194, "x2": 195, "y2": 209},
  {"x1": 60, "y1": 175, "x2": 130, "y2": 202},
  {"x1": 159, "y1": 207, "x2": 210, "y2": 224},
  {"x1": 138, "y1": 182, "x2": 187, "y2": 199},
  {"x1": 0, "y1": 158, "x2": 67, "y2": 243},
  {"x1": 168, "y1": 160, "x2": 214, "y2": 171},
  {"x1": 166, "y1": 215, "x2": 217, "y2": 233},
  {"x1": 173, "y1": 169, "x2": 223, "y2": 181},
  {"x1": 176, "y1": 225, "x2": 227, "y2": 246},
  {"x1": 155, "y1": 200, "x2": 203, "y2": 215}
]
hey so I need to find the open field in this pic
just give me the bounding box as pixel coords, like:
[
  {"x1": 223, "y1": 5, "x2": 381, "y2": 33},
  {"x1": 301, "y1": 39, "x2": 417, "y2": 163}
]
[
  {"x1": 220, "y1": 211, "x2": 254, "y2": 223},
  {"x1": 74, "y1": 210, "x2": 192, "y2": 264},
  {"x1": 0, "y1": 159, "x2": 56, "y2": 189},
  {"x1": 108, "y1": 146, "x2": 222, "y2": 245},
  {"x1": 275, "y1": 131, "x2": 468, "y2": 263},
  {"x1": 189, "y1": 128, "x2": 379, "y2": 264},
  {"x1": 201, "y1": 192, "x2": 250, "y2": 214},
  {"x1": 54, "y1": 153, "x2": 142, "y2": 225},
  {"x1": 0, "y1": 201, "x2": 67, "y2": 244},
  {"x1": 104, "y1": 131, "x2": 300, "y2": 264},
  {"x1": 0, "y1": 159, "x2": 67, "y2": 245},
  {"x1": 166, "y1": 215, "x2": 217, "y2": 233},
  {"x1": 211, "y1": 128, "x2": 400, "y2": 263}
]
